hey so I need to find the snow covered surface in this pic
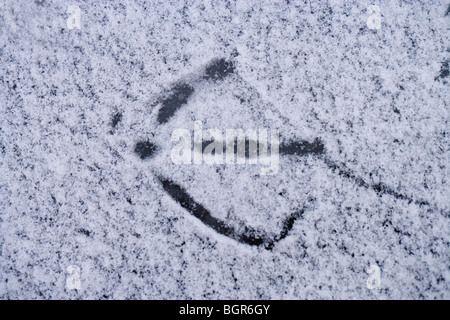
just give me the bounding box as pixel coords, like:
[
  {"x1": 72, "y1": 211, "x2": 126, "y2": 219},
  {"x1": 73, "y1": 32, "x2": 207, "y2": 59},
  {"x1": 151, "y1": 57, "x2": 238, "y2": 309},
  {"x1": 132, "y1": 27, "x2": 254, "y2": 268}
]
[{"x1": 0, "y1": 0, "x2": 449, "y2": 299}]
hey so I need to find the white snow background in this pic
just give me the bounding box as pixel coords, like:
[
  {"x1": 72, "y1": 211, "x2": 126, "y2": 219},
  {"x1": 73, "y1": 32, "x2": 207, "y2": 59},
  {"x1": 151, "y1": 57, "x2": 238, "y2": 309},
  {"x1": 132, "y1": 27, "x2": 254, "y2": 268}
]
[{"x1": 0, "y1": 0, "x2": 449, "y2": 299}]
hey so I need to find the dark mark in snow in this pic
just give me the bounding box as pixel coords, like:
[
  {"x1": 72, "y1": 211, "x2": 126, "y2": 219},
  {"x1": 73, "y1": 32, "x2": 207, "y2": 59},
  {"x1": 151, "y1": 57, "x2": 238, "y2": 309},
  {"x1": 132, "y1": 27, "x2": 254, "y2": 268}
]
[
  {"x1": 156, "y1": 58, "x2": 234, "y2": 124},
  {"x1": 159, "y1": 177, "x2": 234, "y2": 236},
  {"x1": 203, "y1": 58, "x2": 235, "y2": 81},
  {"x1": 157, "y1": 83, "x2": 194, "y2": 124},
  {"x1": 77, "y1": 228, "x2": 91, "y2": 237},
  {"x1": 200, "y1": 138, "x2": 325, "y2": 159},
  {"x1": 111, "y1": 112, "x2": 122, "y2": 128},
  {"x1": 158, "y1": 177, "x2": 303, "y2": 250},
  {"x1": 446, "y1": 4, "x2": 450, "y2": 16},
  {"x1": 435, "y1": 60, "x2": 449, "y2": 80},
  {"x1": 134, "y1": 141, "x2": 158, "y2": 160},
  {"x1": 280, "y1": 138, "x2": 324, "y2": 156},
  {"x1": 371, "y1": 182, "x2": 429, "y2": 206},
  {"x1": 264, "y1": 210, "x2": 304, "y2": 250},
  {"x1": 323, "y1": 157, "x2": 430, "y2": 206}
]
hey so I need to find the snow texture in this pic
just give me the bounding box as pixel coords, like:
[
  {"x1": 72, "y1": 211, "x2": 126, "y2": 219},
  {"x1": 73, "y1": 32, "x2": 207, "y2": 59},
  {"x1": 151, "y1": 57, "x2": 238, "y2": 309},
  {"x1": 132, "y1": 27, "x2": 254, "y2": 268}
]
[{"x1": 0, "y1": 0, "x2": 449, "y2": 299}]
